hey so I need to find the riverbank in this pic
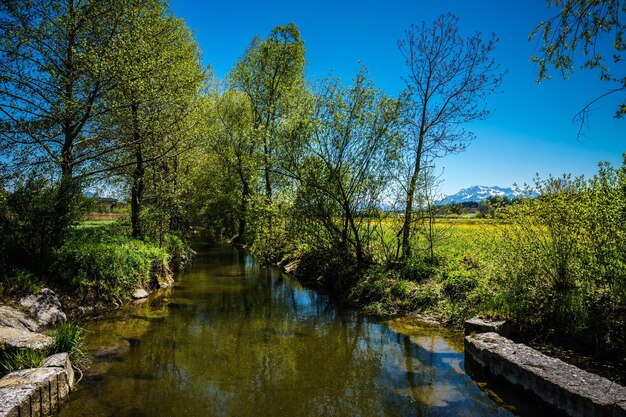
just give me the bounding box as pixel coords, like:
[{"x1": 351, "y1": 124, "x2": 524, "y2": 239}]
[
  {"x1": 272, "y1": 244, "x2": 626, "y2": 387},
  {"x1": 0, "y1": 220, "x2": 193, "y2": 318}
]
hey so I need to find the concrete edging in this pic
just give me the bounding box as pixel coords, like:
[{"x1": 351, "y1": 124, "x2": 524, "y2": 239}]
[
  {"x1": 0, "y1": 353, "x2": 74, "y2": 417},
  {"x1": 465, "y1": 332, "x2": 626, "y2": 417}
]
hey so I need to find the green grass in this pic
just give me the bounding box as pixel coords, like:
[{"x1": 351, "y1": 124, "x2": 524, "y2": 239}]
[
  {"x1": 0, "y1": 349, "x2": 46, "y2": 373},
  {"x1": 52, "y1": 322, "x2": 86, "y2": 365}
]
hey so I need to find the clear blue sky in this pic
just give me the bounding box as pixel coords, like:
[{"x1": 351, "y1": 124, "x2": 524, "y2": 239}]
[{"x1": 170, "y1": 0, "x2": 624, "y2": 196}]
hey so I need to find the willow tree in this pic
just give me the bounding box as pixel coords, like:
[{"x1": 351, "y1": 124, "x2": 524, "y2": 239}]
[
  {"x1": 397, "y1": 14, "x2": 505, "y2": 260},
  {"x1": 103, "y1": 0, "x2": 205, "y2": 238},
  {"x1": 228, "y1": 23, "x2": 306, "y2": 203}
]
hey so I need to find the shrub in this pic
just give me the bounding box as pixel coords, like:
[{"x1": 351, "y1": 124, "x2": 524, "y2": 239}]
[
  {"x1": 0, "y1": 269, "x2": 42, "y2": 299},
  {"x1": 441, "y1": 269, "x2": 478, "y2": 301},
  {"x1": 401, "y1": 254, "x2": 440, "y2": 281},
  {"x1": 492, "y1": 163, "x2": 626, "y2": 357}
]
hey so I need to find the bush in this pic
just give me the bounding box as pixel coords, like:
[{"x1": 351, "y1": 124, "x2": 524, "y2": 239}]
[
  {"x1": 0, "y1": 269, "x2": 42, "y2": 299},
  {"x1": 401, "y1": 254, "x2": 440, "y2": 281},
  {"x1": 349, "y1": 266, "x2": 438, "y2": 316},
  {"x1": 492, "y1": 163, "x2": 626, "y2": 357},
  {"x1": 0, "y1": 177, "x2": 89, "y2": 277},
  {"x1": 441, "y1": 269, "x2": 478, "y2": 301}
]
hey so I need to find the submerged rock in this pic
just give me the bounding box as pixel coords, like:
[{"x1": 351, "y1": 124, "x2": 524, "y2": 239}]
[
  {"x1": 0, "y1": 306, "x2": 39, "y2": 333},
  {"x1": 20, "y1": 288, "x2": 66, "y2": 328},
  {"x1": 0, "y1": 326, "x2": 52, "y2": 351}
]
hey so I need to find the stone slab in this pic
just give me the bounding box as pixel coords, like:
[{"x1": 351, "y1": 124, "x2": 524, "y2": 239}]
[
  {"x1": 43, "y1": 353, "x2": 74, "y2": 389},
  {"x1": 465, "y1": 332, "x2": 626, "y2": 417},
  {"x1": 464, "y1": 316, "x2": 510, "y2": 337},
  {"x1": 0, "y1": 326, "x2": 53, "y2": 351}
]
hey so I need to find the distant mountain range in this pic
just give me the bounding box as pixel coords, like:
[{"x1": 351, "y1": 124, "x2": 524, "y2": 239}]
[{"x1": 438, "y1": 185, "x2": 528, "y2": 205}]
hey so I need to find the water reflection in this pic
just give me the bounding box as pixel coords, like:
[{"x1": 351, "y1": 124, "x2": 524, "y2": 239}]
[{"x1": 61, "y1": 243, "x2": 526, "y2": 417}]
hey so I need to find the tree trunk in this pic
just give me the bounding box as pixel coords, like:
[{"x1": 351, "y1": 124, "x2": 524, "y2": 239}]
[
  {"x1": 263, "y1": 139, "x2": 272, "y2": 202},
  {"x1": 401, "y1": 126, "x2": 427, "y2": 260},
  {"x1": 130, "y1": 103, "x2": 144, "y2": 239},
  {"x1": 236, "y1": 175, "x2": 251, "y2": 243}
]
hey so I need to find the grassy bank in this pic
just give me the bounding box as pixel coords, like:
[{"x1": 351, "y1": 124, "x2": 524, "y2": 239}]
[
  {"x1": 0, "y1": 218, "x2": 192, "y2": 308},
  {"x1": 276, "y1": 203, "x2": 626, "y2": 362}
]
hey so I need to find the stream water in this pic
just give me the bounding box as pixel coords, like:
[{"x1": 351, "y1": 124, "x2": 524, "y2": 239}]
[{"x1": 59, "y1": 243, "x2": 559, "y2": 417}]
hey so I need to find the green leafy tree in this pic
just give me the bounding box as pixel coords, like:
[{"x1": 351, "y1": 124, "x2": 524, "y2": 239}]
[
  {"x1": 0, "y1": 0, "x2": 140, "y2": 245},
  {"x1": 531, "y1": 0, "x2": 626, "y2": 118},
  {"x1": 210, "y1": 89, "x2": 260, "y2": 243},
  {"x1": 102, "y1": 0, "x2": 206, "y2": 238},
  {"x1": 228, "y1": 23, "x2": 306, "y2": 203}
]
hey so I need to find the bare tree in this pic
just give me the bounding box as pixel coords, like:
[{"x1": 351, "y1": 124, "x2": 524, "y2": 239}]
[{"x1": 397, "y1": 13, "x2": 505, "y2": 260}]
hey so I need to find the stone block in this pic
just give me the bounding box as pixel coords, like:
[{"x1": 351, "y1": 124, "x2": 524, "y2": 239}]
[
  {"x1": 465, "y1": 332, "x2": 626, "y2": 417},
  {"x1": 44, "y1": 352, "x2": 74, "y2": 389},
  {"x1": 464, "y1": 316, "x2": 510, "y2": 337},
  {"x1": 0, "y1": 367, "x2": 70, "y2": 417}
]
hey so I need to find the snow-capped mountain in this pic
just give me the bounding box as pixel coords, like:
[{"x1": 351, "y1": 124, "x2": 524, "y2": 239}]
[{"x1": 438, "y1": 185, "x2": 525, "y2": 205}]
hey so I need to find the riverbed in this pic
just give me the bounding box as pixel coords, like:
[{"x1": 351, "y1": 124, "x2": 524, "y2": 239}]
[{"x1": 59, "y1": 243, "x2": 560, "y2": 417}]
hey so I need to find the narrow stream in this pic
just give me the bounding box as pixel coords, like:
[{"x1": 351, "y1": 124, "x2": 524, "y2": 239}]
[{"x1": 59, "y1": 243, "x2": 557, "y2": 417}]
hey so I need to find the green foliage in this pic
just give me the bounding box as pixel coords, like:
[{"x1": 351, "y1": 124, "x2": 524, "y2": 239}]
[
  {"x1": 287, "y1": 67, "x2": 400, "y2": 265},
  {"x1": 52, "y1": 233, "x2": 169, "y2": 303},
  {"x1": 493, "y1": 162, "x2": 626, "y2": 355},
  {"x1": 531, "y1": 0, "x2": 625, "y2": 117},
  {"x1": 0, "y1": 349, "x2": 46, "y2": 374},
  {"x1": 441, "y1": 269, "x2": 478, "y2": 301},
  {"x1": 349, "y1": 267, "x2": 438, "y2": 316},
  {"x1": 52, "y1": 322, "x2": 86, "y2": 365},
  {"x1": 0, "y1": 177, "x2": 87, "y2": 277},
  {"x1": 0, "y1": 269, "x2": 42, "y2": 299},
  {"x1": 401, "y1": 254, "x2": 440, "y2": 281}
]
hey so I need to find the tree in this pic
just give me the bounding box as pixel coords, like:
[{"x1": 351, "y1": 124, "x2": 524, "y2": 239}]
[
  {"x1": 531, "y1": 0, "x2": 626, "y2": 119},
  {"x1": 211, "y1": 89, "x2": 259, "y2": 243},
  {"x1": 228, "y1": 23, "x2": 306, "y2": 203},
  {"x1": 0, "y1": 0, "x2": 140, "y2": 245},
  {"x1": 397, "y1": 13, "x2": 505, "y2": 260},
  {"x1": 287, "y1": 68, "x2": 400, "y2": 265},
  {"x1": 102, "y1": 0, "x2": 206, "y2": 238}
]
